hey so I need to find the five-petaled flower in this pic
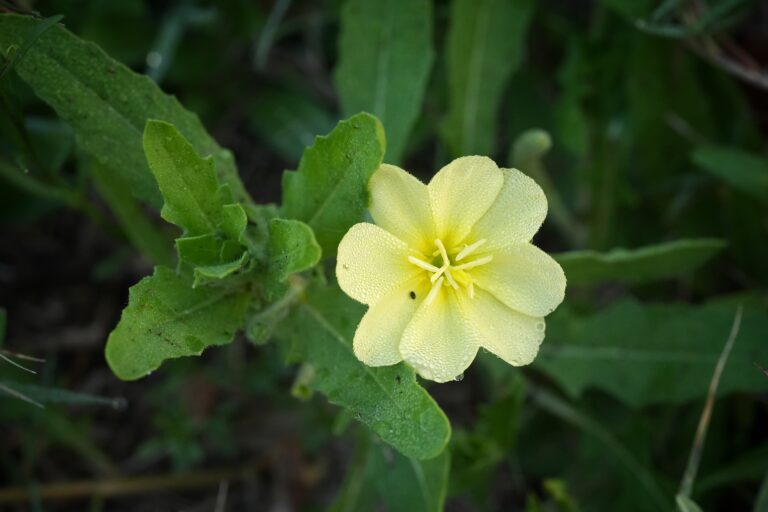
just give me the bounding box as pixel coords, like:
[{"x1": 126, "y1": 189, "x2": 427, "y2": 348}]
[{"x1": 336, "y1": 156, "x2": 566, "y2": 383}]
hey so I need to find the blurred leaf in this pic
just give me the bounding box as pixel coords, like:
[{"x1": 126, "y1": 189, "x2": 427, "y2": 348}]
[
  {"x1": 89, "y1": 160, "x2": 173, "y2": 267},
  {"x1": 248, "y1": 87, "x2": 335, "y2": 164},
  {"x1": 692, "y1": 146, "x2": 768, "y2": 203},
  {"x1": 442, "y1": 0, "x2": 534, "y2": 156},
  {"x1": 332, "y1": 434, "x2": 450, "y2": 512},
  {"x1": 676, "y1": 495, "x2": 704, "y2": 512},
  {"x1": 535, "y1": 299, "x2": 768, "y2": 406},
  {"x1": 0, "y1": 14, "x2": 249, "y2": 207},
  {"x1": 268, "y1": 218, "x2": 321, "y2": 281},
  {"x1": 450, "y1": 371, "x2": 525, "y2": 503},
  {"x1": 542, "y1": 479, "x2": 582, "y2": 512},
  {"x1": 530, "y1": 385, "x2": 667, "y2": 509},
  {"x1": 277, "y1": 281, "x2": 450, "y2": 459},
  {"x1": 0, "y1": 14, "x2": 62, "y2": 80},
  {"x1": 25, "y1": 117, "x2": 74, "y2": 174},
  {"x1": 282, "y1": 113, "x2": 385, "y2": 257},
  {"x1": 555, "y1": 238, "x2": 727, "y2": 286},
  {"x1": 335, "y1": 0, "x2": 433, "y2": 163},
  {"x1": 105, "y1": 266, "x2": 250, "y2": 380}
]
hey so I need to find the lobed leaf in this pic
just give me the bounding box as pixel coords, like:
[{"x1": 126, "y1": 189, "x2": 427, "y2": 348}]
[
  {"x1": 535, "y1": 298, "x2": 768, "y2": 406},
  {"x1": 105, "y1": 267, "x2": 249, "y2": 380},
  {"x1": 143, "y1": 119, "x2": 227, "y2": 236},
  {"x1": 277, "y1": 282, "x2": 451, "y2": 460},
  {"x1": 441, "y1": 0, "x2": 534, "y2": 156},
  {"x1": 268, "y1": 218, "x2": 321, "y2": 282},
  {"x1": 282, "y1": 113, "x2": 385, "y2": 257},
  {"x1": 0, "y1": 14, "x2": 249, "y2": 207},
  {"x1": 555, "y1": 238, "x2": 727, "y2": 286},
  {"x1": 335, "y1": 0, "x2": 433, "y2": 163}
]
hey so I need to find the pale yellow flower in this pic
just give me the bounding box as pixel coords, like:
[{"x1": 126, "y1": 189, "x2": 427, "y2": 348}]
[{"x1": 336, "y1": 156, "x2": 566, "y2": 383}]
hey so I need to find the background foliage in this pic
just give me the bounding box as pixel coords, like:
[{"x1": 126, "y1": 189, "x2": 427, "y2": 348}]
[{"x1": 0, "y1": 0, "x2": 767, "y2": 511}]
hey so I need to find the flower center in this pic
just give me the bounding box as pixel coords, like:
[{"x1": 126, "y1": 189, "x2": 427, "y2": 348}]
[{"x1": 407, "y1": 238, "x2": 493, "y2": 305}]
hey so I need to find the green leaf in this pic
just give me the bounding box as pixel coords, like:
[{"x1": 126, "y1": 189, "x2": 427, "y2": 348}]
[
  {"x1": 676, "y1": 495, "x2": 704, "y2": 512},
  {"x1": 535, "y1": 298, "x2": 768, "y2": 406},
  {"x1": 332, "y1": 435, "x2": 450, "y2": 512},
  {"x1": 0, "y1": 14, "x2": 249, "y2": 207},
  {"x1": 692, "y1": 145, "x2": 768, "y2": 203},
  {"x1": 105, "y1": 266, "x2": 249, "y2": 380},
  {"x1": 282, "y1": 113, "x2": 385, "y2": 257},
  {"x1": 268, "y1": 218, "x2": 321, "y2": 281},
  {"x1": 143, "y1": 119, "x2": 227, "y2": 235},
  {"x1": 277, "y1": 281, "x2": 450, "y2": 459},
  {"x1": 176, "y1": 234, "x2": 221, "y2": 267},
  {"x1": 555, "y1": 238, "x2": 727, "y2": 286},
  {"x1": 193, "y1": 251, "x2": 249, "y2": 287},
  {"x1": 335, "y1": 0, "x2": 433, "y2": 164},
  {"x1": 441, "y1": 0, "x2": 534, "y2": 156},
  {"x1": 220, "y1": 203, "x2": 248, "y2": 242}
]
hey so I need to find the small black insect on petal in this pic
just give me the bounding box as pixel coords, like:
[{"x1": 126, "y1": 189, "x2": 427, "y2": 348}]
[{"x1": 409, "y1": 291, "x2": 416, "y2": 299}]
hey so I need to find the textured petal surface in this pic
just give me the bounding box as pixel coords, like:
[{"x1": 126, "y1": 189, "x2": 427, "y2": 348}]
[
  {"x1": 369, "y1": 164, "x2": 436, "y2": 254},
  {"x1": 353, "y1": 276, "x2": 430, "y2": 366},
  {"x1": 336, "y1": 223, "x2": 421, "y2": 305},
  {"x1": 472, "y1": 243, "x2": 566, "y2": 317},
  {"x1": 428, "y1": 156, "x2": 503, "y2": 246},
  {"x1": 400, "y1": 288, "x2": 479, "y2": 382},
  {"x1": 459, "y1": 289, "x2": 545, "y2": 366},
  {"x1": 469, "y1": 168, "x2": 547, "y2": 249}
]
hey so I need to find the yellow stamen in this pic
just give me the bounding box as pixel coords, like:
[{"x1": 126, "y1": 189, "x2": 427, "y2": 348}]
[
  {"x1": 455, "y1": 239, "x2": 487, "y2": 261},
  {"x1": 408, "y1": 238, "x2": 494, "y2": 303},
  {"x1": 444, "y1": 268, "x2": 459, "y2": 289},
  {"x1": 408, "y1": 255, "x2": 440, "y2": 273},
  {"x1": 425, "y1": 276, "x2": 444, "y2": 305},
  {"x1": 453, "y1": 255, "x2": 493, "y2": 271}
]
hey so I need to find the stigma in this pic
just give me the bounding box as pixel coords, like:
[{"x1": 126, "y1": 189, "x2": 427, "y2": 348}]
[{"x1": 407, "y1": 238, "x2": 493, "y2": 305}]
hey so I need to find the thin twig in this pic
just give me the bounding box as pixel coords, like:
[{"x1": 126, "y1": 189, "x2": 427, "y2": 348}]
[
  {"x1": 0, "y1": 383, "x2": 43, "y2": 408},
  {"x1": 214, "y1": 481, "x2": 230, "y2": 512},
  {"x1": 0, "y1": 465, "x2": 262, "y2": 504},
  {"x1": 0, "y1": 352, "x2": 37, "y2": 374},
  {"x1": 678, "y1": 305, "x2": 743, "y2": 498}
]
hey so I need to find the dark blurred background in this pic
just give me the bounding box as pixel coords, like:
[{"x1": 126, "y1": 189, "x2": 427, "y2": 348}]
[{"x1": 1, "y1": 0, "x2": 768, "y2": 510}]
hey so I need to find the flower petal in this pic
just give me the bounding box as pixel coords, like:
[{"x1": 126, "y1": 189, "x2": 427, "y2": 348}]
[
  {"x1": 353, "y1": 276, "x2": 431, "y2": 366},
  {"x1": 458, "y1": 289, "x2": 545, "y2": 366},
  {"x1": 369, "y1": 164, "x2": 436, "y2": 254},
  {"x1": 428, "y1": 156, "x2": 503, "y2": 246},
  {"x1": 400, "y1": 288, "x2": 479, "y2": 382},
  {"x1": 468, "y1": 168, "x2": 547, "y2": 249},
  {"x1": 471, "y1": 243, "x2": 566, "y2": 317},
  {"x1": 336, "y1": 223, "x2": 421, "y2": 305}
]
